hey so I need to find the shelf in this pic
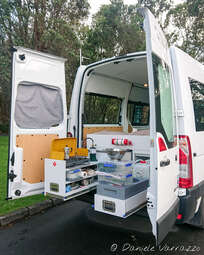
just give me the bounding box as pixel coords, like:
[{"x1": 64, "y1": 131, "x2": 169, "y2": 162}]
[
  {"x1": 65, "y1": 161, "x2": 98, "y2": 171},
  {"x1": 66, "y1": 174, "x2": 97, "y2": 184},
  {"x1": 65, "y1": 182, "x2": 98, "y2": 196}
]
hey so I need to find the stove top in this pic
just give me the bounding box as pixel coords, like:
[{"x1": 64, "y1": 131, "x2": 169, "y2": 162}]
[{"x1": 66, "y1": 156, "x2": 90, "y2": 168}]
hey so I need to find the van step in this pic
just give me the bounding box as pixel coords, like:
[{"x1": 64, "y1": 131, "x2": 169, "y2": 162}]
[
  {"x1": 135, "y1": 206, "x2": 149, "y2": 218},
  {"x1": 85, "y1": 206, "x2": 153, "y2": 237}
]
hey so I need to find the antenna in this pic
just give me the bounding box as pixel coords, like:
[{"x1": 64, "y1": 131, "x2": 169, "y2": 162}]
[{"x1": 79, "y1": 48, "x2": 91, "y2": 66}]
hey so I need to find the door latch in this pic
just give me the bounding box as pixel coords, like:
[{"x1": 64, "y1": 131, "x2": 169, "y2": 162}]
[
  {"x1": 147, "y1": 194, "x2": 156, "y2": 209},
  {"x1": 160, "y1": 159, "x2": 170, "y2": 167},
  {"x1": 8, "y1": 170, "x2": 17, "y2": 182}
]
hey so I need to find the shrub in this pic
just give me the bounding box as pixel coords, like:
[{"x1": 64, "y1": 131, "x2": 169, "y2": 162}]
[{"x1": 0, "y1": 123, "x2": 9, "y2": 134}]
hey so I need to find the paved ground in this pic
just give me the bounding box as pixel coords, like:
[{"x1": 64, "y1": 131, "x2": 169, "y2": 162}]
[{"x1": 0, "y1": 199, "x2": 204, "y2": 255}]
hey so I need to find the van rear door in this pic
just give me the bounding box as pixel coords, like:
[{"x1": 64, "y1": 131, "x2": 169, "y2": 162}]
[
  {"x1": 139, "y1": 8, "x2": 179, "y2": 244},
  {"x1": 7, "y1": 47, "x2": 67, "y2": 199}
]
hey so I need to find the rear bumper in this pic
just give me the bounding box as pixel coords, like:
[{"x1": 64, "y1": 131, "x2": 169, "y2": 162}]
[
  {"x1": 85, "y1": 206, "x2": 154, "y2": 239},
  {"x1": 176, "y1": 180, "x2": 204, "y2": 224}
]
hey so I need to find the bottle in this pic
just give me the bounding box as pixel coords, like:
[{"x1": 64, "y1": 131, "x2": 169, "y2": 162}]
[
  {"x1": 90, "y1": 145, "x2": 97, "y2": 161},
  {"x1": 64, "y1": 145, "x2": 70, "y2": 160}
]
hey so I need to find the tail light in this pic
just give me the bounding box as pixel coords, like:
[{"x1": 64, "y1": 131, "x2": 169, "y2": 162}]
[
  {"x1": 158, "y1": 137, "x2": 167, "y2": 152},
  {"x1": 177, "y1": 214, "x2": 182, "y2": 220},
  {"x1": 179, "y1": 135, "x2": 193, "y2": 188}
]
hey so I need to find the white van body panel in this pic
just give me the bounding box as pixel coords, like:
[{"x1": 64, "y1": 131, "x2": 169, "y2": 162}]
[
  {"x1": 68, "y1": 65, "x2": 87, "y2": 139},
  {"x1": 171, "y1": 46, "x2": 204, "y2": 186},
  {"x1": 8, "y1": 47, "x2": 67, "y2": 199},
  {"x1": 141, "y1": 8, "x2": 179, "y2": 243}
]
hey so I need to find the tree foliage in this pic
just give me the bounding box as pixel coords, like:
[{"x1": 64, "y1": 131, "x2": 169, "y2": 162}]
[
  {"x1": 0, "y1": 0, "x2": 203, "y2": 128},
  {"x1": 0, "y1": 0, "x2": 90, "y2": 125},
  {"x1": 138, "y1": 0, "x2": 173, "y2": 18},
  {"x1": 82, "y1": 0, "x2": 145, "y2": 62},
  {"x1": 165, "y1": 0, "x2": 204, "y2": 62}
]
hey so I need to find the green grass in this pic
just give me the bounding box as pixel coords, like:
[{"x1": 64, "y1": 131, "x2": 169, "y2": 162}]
[{"x1": 0, "y1": 136, "x2": 47, "y2": 215}]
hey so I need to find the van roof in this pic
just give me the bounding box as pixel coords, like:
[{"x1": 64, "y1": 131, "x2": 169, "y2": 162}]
[{"x1": 85, "y1": 51, "x2": 147, "y2": 69}]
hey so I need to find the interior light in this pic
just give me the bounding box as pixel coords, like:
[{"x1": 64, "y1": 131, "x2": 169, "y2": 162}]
[{"x1": 144, "y1": 83, "x2": 148, "y2": 87}]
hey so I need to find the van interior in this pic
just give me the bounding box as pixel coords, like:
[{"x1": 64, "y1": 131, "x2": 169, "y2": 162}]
[
  {"x1": 80, "y1": 53, "x2": 151, "y2": 216},
  {"x1": 83, "y1": 53, "x2": 149, "y2": 135}
]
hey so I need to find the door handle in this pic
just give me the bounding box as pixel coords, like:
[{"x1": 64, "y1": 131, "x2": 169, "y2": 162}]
[{"x1": 160, "y1": 159, "x2": 170, "y2": 167}]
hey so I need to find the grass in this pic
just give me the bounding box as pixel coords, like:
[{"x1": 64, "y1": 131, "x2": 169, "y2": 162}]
[{"x1": 0, "y1": 136, "x2": 47, "y2": 216}]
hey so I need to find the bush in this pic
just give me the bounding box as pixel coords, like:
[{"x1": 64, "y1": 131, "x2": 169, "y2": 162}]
[{"x1": 0, "y1": 123, "x2": 9, "y2": 134}]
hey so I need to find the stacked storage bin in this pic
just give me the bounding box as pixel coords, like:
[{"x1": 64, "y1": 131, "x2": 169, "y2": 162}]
[
  {"x1": 95, "y1": 160, "x2": 149, "y2": 217},
  {"x1": 97, "y1": 161, "x2": 134, "y2": 185}
]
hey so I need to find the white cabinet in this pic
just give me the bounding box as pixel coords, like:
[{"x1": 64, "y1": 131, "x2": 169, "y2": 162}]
[{"x1": 44, "y1": 158, "x2": 98, "y2": 200}]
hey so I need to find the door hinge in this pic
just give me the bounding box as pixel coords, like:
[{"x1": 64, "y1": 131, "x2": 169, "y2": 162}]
[
  {"x1": 147, "y1": 194, "x2": 156, "y2": 209},
  {"x1": 11, "y1": 152, "x2": 15, "y2": 166},
  {"x1": 8, "y1": 170, "x2": 17, "y2": 182}
]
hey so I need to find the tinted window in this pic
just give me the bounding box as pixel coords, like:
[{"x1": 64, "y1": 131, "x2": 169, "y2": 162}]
[
  {"x1": 84, "y1": 93, "x2": 121, "y2": 124},
  {"x1": 153, "y1": 54, "x2": 176, "y2": 148},
  {"x1": 15, "y1": 82, "x2": 63, "y2": 129},
  {"x1": 189, "y1": 78, "x2": 204, "y2": 131},
  {"x1": 127, "y1": 101, "x2": 149, "y2": 126}
]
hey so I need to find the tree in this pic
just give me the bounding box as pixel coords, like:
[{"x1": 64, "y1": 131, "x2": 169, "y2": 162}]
[
  {"x1": 81, "y1": 0, "x2": 176, "y2": 63},
  {"x1": 82, "y1": 0, "x2": 145, "y2": 62},
  {"x1": 138, "y1": 0, "x2": 173, "y2": 19},
  {"x1": 165, "y1": 0, "x2": 204, "y2": 63},
  {"x1": 0, "y1": 0, "x2": 90, "y2": 126}
]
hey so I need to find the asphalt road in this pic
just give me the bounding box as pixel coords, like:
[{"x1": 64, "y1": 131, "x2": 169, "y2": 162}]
[{"x1": 0, "y1": 199, "x2": 204, "y2": 255}]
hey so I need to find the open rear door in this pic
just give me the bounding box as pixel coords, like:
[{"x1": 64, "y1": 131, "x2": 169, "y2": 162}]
[
  {"x1": 139, "y1": 9, "x2": 179, "y2": 244},
  {"x1": 7, "y1": 47, "x2": 67, "y2": 199}
]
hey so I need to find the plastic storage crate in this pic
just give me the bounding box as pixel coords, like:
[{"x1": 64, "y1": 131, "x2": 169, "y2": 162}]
[
  {"x1": 97, "y1": 170, "x2": 134, "y2": 185},
  {"x1": 97, "y1": 179, "x2": 149, "y2": 199},
  {"x1": 97, "y1": 161, "x2": 133, "y2": 173},
  {"x1": 133, "y1": 160, "x2": 150, "y2": 180}
]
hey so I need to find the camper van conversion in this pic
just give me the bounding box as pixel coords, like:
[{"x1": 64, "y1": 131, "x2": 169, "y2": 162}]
[{"x1": 7, "y1": 8, "x2": 204, "y2": 244}]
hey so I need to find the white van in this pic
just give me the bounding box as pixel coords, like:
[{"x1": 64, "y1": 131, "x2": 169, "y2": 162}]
[{"x1": 7, "y1": 8, "x2": 204, "y2": 244}]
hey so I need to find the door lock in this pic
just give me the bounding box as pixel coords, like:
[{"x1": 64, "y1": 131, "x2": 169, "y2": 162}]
[{"x1": 8, "y1": 170, "x2": 17, "y2": 182}]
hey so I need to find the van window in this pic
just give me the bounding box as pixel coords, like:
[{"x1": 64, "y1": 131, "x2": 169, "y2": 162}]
[
  {"x1": 189, "y1": 78, "x2": 204, "y2": 131},
  {"x1": 84, "y1": 93, "x2": 121, "y2": 124},
  {"x1": 127, "y1": 101, "x2": 149, "y2": 126},
  {"x1": 153, "y1": 54, "x2": 176, "y2": 148},
  {"x1": 15, "y1": 82, "x2": 64, "y2": 129}
]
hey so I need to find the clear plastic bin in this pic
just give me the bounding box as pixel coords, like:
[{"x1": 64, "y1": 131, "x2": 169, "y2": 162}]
[
  {"x1": 66, "y1": 169, "x2": 81, "y2": 181},
  {"x1": 97, "y1": 161, "x2": 133, "y2": 173},
  {"x1": 97, "y1": 168, "x2": 134, "y2": 185},
  {"x1": 133, "y1": 160, "x2": 150, "y2": 180}
]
